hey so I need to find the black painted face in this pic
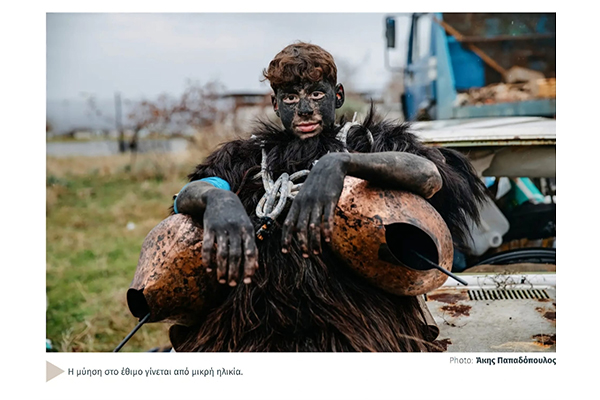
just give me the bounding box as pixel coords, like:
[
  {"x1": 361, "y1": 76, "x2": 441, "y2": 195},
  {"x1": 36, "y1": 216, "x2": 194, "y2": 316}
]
[{"x1": 272, "y1": 81, "x2": 345, "y2": 139}]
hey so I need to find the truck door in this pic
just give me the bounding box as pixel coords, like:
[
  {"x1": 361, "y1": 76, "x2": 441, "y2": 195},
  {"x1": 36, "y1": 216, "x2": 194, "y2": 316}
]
[{"x1": 404, "y1": 13, "x2": 436, "y2": 120}]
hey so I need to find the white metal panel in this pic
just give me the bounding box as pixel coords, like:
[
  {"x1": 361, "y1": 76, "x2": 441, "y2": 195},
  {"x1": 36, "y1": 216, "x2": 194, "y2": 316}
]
[
  {"x1": 412, "y1": 117, "x2": 556, "y2": 146},
  {"x1": 427, "y1": 273, "x2": 556, "y2": 352}
]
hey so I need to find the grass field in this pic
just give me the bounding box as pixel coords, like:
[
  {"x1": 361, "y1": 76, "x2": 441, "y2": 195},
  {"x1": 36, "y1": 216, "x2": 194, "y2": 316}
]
[{"x1": 46, "y1": 150, "x2": 208, "y2": 352}]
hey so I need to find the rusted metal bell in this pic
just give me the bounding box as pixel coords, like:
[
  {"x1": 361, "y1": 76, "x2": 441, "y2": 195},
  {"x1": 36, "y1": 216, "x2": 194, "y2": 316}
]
[
  {"x1": 127, "y1": 214, "x2": 218, "y2": 326},
  {"x1": 330, "y1": 176, "x2": 454, "y2": 296}
]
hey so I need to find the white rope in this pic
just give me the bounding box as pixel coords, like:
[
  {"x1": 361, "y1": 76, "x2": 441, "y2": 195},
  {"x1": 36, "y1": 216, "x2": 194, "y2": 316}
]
[{"x1": 255, "y1": 146, "x2": 311, "y2": 220}]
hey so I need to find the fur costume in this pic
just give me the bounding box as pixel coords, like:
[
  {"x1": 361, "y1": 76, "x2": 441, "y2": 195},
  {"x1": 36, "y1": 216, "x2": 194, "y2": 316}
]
[{"x1": 170, "y1": 109, "x2": 487, "y2": 352}]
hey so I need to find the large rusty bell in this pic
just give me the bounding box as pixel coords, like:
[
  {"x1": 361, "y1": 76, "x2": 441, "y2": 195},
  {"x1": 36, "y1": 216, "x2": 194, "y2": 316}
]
[
  {"x1": 330, "y1": 176, "x2": 454, "y2": 296},
  {"x1": 127, "y1": 214, "x2": 219, "y2": 326}
]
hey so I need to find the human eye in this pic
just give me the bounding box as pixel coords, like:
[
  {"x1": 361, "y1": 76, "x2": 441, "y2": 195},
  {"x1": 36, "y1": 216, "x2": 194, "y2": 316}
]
[
  {"x1": 311, "y1": 91, "x2": 325, "y2": 100},
  {"x1": 282, "y1": 94, "x2": 299, "y2": 104}
]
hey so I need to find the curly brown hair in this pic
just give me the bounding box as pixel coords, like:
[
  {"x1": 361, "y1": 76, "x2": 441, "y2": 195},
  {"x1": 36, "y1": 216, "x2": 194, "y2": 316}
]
[{"x1": 262, "y1": 42, "x2": 337, "y2": 92}]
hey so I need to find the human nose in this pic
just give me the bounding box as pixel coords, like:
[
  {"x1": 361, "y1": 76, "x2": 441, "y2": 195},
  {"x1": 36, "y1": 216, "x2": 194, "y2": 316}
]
[{"x1": 297, "y1": 99, "x2": 314, "y2": 116}]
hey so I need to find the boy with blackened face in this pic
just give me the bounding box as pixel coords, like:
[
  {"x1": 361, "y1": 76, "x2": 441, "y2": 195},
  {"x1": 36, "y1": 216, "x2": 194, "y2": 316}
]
[
  {"x1": 170, "y1": 42, "x2": 487, "y2": 352},
  {"x1": 266, "y1": 44, "x2": 344, "y2": 139}
]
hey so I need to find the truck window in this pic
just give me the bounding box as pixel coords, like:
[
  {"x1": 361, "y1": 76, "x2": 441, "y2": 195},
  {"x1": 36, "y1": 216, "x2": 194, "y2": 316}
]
[{"x1": 411, "y1": 14, "x2": 433, "y2": 63}]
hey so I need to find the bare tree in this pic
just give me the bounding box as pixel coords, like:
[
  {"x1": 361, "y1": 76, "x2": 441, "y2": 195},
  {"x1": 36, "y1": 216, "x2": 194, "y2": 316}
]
[
  {"x1": 126, "y1": 79, "x2": 226, "y2": 149},
  {"x1": 84, "y1": 80, "x2": 227, "y2": 157},
  {"x1": 169, "y1": 79, "x2": 224, "y2": 132}
]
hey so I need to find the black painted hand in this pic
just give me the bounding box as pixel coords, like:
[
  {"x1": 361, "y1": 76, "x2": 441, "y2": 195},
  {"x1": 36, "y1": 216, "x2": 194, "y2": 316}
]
[
  {"x1": 282, "y1": 153, "x2": 349, "y2": 257},
  {"x1": 201, "y1": 190, "x2": 259, "y2": 286}
]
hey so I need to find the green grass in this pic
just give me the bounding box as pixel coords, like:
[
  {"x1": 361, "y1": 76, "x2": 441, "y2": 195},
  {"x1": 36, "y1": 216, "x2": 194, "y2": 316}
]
[{"x1": 46, "y1": 153, "x2": 196, "y2": 352}]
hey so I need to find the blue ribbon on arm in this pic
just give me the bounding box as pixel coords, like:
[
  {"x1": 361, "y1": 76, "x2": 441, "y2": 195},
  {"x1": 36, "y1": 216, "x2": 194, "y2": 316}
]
[
  {"x1": 198, "y1": 177, "x2": 231, "y2": 191},
  {"x1": 173, "y1": 177, "x2": 231, "y2": 214}
]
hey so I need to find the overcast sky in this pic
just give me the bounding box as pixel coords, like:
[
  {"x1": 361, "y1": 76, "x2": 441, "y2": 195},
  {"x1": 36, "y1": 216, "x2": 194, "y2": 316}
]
[{"x1": 47, "y1": 13, "x2": 410, "y2": 102}]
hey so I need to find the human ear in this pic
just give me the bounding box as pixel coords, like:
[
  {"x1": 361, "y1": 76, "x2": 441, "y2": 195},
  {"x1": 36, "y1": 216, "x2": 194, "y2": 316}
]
[
  {"x1": 271, "y1": 95, "x2": 280, "y2": 117},
  {"x1": 335, "y1": 84, "x2": 345, "y2": 109}
]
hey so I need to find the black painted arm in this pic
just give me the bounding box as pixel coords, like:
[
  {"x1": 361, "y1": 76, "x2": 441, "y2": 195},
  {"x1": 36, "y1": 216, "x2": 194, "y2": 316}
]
[
  {"x1": 282, "y1": 151, "x2": 442, "y2": 256},
  {"x1": 341, "y1": 151, "x2": 442, "y2": 198},
  {"x1": 176, "y1": 181, "x2": 258, "y2": 286}
]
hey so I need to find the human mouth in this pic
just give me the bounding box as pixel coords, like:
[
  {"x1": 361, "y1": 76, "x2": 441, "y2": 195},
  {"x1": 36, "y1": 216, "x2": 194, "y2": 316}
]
[{"x1": 296, "y1": 122, "x2": 320, "y2": 133}]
